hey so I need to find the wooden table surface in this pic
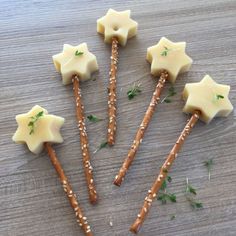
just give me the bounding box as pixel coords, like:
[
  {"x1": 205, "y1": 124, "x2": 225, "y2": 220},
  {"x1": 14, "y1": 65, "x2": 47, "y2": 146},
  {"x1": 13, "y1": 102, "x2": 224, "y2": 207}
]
[{"x1": 1, "y1": 0, "x2": 236, "y2": 235}]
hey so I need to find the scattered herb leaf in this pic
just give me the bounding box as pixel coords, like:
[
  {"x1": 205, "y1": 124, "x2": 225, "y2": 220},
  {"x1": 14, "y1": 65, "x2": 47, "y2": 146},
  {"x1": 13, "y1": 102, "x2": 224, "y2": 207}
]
[
  {"x1": 158, "y1": 192, "x2": 177, "y2": 204},
  {"x1": 87, "y1": 115, "x2": 103, "y2": 123},
  {"x1": 185, "y1": 178, "x2": 197, "y2": 195},
  {"x1": 163, "y1": 98, "x2": 171, "y2": 103},
  {"x1": 158, "y1": 174, "x2": 176, "y2": 204},
  {"x1": 186, "y1": 184, "x2": 197, "y2": 195},
  {"x1": 160, "y1": 179, "x2": 167, "y2": 190},
  {"x1": 161, "y1": 86, "x2": 177, "y2": 103},
  {"x1": 168, "y1": 86, "x2": 177, "y2": 96},
  {"x1": 170, "y1": 215, "x2": 176, "y2": 220},
  {"x1": 167, "y1": 176, "x2": 172, "y2": 183},
  {"x1": 163, "y1": 168, "x2": 168, "y2": 173},
  {"x1": 186, "y1": 197, "x2": 203, "y2": 210},
  {"x1": 204, "y1": 159, "x2": 213, "y2": 180},
  {"x1": 93, "y1": 141, "x2": 108, "y2": 153},
  {"x1": 127, "y1": 82, "x2": 142, "y2": 100},
  {"x1": 75, "y1": 50, "x2": 84, "y2": 56},
  {"x1": 185, "y1": 178, "x2": 203, "y2": 210},
  {"x1": 28, "y1": 111, "x2": 44, "y2": 135}
]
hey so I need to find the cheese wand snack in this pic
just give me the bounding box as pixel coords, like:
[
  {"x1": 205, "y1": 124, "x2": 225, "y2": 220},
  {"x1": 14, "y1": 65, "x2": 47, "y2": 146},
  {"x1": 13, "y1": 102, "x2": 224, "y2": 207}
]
[
  {"x1": 12, "y1": 105, "x2": 93, "y2": 236},
  {"x1": 114, "y1": 37, "x2": 193, "y2": 186},
  {"x1": 97, "y1": 9, "x2": 138, "y2": 145},
  {"x1": 53, "y1": 43, "x2": 98, "y2": 204},
  {"x1": 130, "y1": 75, "x2": 233, "y2": 233}
]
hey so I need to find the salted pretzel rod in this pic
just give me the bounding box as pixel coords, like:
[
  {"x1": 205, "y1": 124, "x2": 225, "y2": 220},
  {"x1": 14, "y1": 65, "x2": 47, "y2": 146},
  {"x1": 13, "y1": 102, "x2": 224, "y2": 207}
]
[
  {"x1": 107, "y1": 37, "x2": 119, "y2": 145},
  {"x1": 97, "y1": 9, "x2": 138, "y2": 145},
  {"x1": 114, "y1": 70, "x2": 168, "y2": 186},
  {"x1": 113, "y1": 37, "x2": 193, "y2": 186},
  {"x1": 130, "y1": 111, "x2": 200, "y2": 234},
  {"x1": 45, "y1": 142, "x2": 93, "y2": 236},
  {"x1": 73, "y1": 75, "x2": 97, "y2": 204}
]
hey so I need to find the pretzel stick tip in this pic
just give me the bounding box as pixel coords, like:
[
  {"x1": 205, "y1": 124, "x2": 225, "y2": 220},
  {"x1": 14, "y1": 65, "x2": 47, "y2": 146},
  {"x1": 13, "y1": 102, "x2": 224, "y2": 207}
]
[
  {"x1": 113, "y1": 71, "x2": 168, "y2": 187},
  {"x1": 107, "y1": 37, "x2": 119, "y2": 146},
  {"x1": 72, "y1": 75, "x2": 98, "y2": 204},
  {"x1": 44, "y1": 143, "x2": 93, "y2": 236},
  {"x1": 129, "y1": 110, "x2": 200, "y2": 233}
]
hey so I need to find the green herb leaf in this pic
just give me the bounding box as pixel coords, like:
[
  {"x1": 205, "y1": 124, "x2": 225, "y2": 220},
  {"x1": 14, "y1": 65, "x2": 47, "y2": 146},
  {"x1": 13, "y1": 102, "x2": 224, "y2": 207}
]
[
  {"x1": 163, "y1": 168, "x2": 168, "y2": 173},
  {"x1": 169, "y1": 193, "x2": 177, "y2": 202},
  {"x1": 192, "y1": 201, "x2": 203, "y2": 209},
  {"x1": 75, "y1": 50, "x2": 84, "y2": 56},
  {"x1": 28, "y1": 111, "x2": 44, "y2": 135},
  {"x1": 161, "y1": 46, "x2": 171, "y2": 57},
  {"x1": 168, "y1": 86, "x2": 177, "y2": 96},
  {"x1": 204, "y1": 159, "x2": 213, "y2": 180},
  {"x1": 87, "y1": 115, "x2": 103, "y2": 122},
  {"x1": 157, "y1": 193, "x2": 177, "y2": 204},
  {"x1": 161, "y1": 86, "x2": 177, "y2": 103},
  {"x1": 164, "y1": 98, "x2": 172, "y2": 103},
  {"x1": 160, "y1": 179, "x2": 167, "y2": 190},
  {"x1": 127, "y1": 83, "x2": 142, "y2": 100},
  {"x1": 28, "y1": 121, "x2": 34, "y2": 127},
  {"x1": 185, "y1": 178, "x2": 203, "y2": 210},
  {"x1": 94, "y1": 141, "x2": 108, "y2": 153},
  {"x1": 160, "y1": 175, "x2": 172, "y2": 190},
  {"x1": 170, "y1": 215, "x2": 176, "y2": 220},
  {"x1": 187, "y1": 197, "x2": 203, "y2": 210},
  {"x1": 185, "y1": 178, "x2": 197, "y2": 195},
  {"x1": 216, "y1": 94, "x2": 224, "y2": 100},
  {"x1": 36, "y1": 111, "x2": 44, "y2": 118},
  {"x1": 167, "y1": 176, "x2": 172, "y2": 183},
  {"x1": 186, "y1": 184, "x2": 197, "y2": 195}
]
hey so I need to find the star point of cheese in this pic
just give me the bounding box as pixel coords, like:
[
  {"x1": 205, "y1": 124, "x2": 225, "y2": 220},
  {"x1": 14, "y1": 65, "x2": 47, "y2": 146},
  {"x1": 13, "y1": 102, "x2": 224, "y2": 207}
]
[
  {"x1": 97, "y1": 9, "x2": 138, "y2": 46},
  {"x1": 182, "y1": 75, "x2": 233, "y2": 123},
  {"x1": 147, "y1": 37, "x2": 193, "y2": 83},
  {"x1": 53, "y1": 43, "x2": 98, "y2": 85},
  {"x1": 12, "y1": 105, "x2": 65, "y2": 154}
]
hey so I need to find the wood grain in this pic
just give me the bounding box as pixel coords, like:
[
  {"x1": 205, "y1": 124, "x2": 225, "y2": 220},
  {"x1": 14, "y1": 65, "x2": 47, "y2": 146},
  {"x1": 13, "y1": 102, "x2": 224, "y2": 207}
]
[{"x1": 0, "y1": 0, "x2": 236, "y2": 235}]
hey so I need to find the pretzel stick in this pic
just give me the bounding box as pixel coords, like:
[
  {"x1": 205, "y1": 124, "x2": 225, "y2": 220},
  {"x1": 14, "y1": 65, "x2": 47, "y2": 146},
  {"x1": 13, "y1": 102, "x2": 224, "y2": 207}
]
[
  {"x1": 44, "y1": 143, "x2": 93, "y2": 236},
  {"x1": 72, "y1": 75, "x2": 98, "y2": 204},
  {"x1": 130, "y1": 110, "x2": 200, "y2": 234},
  {"x1": 107, "y1": 37, "x2": 119, "y2": 146},
  {"x1": 114, "y1": 70, "x2": 168, "y2": 186}
]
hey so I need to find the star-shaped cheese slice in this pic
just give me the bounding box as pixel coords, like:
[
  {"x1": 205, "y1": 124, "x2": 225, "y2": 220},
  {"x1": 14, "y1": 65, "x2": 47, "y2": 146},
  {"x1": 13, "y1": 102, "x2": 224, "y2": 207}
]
[
  {"x1": 97, "y1": 9, "x2": 138, "y2": 46},
  {"x1": 147, "y1": 37, "x2": 193, "y2": 83},
  {"x1": 182, "y1": 75, "x2": 233, "y2": 123},
  {"x1": 53, "y1": 43, "x2": 98, "y2": 85},
  {"x1": 12, "y1": 105, "x2": 65, "y2": 154}
]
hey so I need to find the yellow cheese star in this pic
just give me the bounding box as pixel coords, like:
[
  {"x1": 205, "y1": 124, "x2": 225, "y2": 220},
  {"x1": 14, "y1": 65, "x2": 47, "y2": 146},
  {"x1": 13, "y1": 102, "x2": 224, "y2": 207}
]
[
  {"x1": 182, "y1": 75, "x2": 233, "y2": 123},
  {"x1": 97, "y1": 9, "x2": 138, "y2": 46},
  {"x1": 12, "y1": 105, "x2": 65, "y2": 154},
  {"x1": 53, "y1": 43, "x2": 98, "y2": 85},
  {"x1": 147, "y1": 37, "x2": 193, "y2": 83}
]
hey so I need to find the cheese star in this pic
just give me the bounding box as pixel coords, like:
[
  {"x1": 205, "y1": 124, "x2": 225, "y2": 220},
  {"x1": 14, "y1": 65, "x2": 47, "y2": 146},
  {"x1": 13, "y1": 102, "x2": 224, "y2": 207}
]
[
  {"x1": 53, "y1": 43, "x2": 98, "y2": 85},
  {"x1": 97, "y1": 9, "x2": 138, "y2": 46},
  {"x1": 12, "y1": 105, "x2": 65, "y2": 154},
  {"x1": 182, "y1": 75, "x2": 233, "y2": 123},
  {"x1": 147, "y1": 37, "x2": 193, "y2": 83}
]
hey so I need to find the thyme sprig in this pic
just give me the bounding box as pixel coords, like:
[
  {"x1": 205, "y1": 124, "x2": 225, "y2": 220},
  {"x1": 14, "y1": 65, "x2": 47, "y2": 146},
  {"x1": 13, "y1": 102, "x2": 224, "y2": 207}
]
[
  {"x1": 127, "y1": 82, "x2": 142, "y2": 100},
  {"x1": 28, "y1": 111, "x2": 44, "y2": 135},
  {"x1": 185, "y1": 178, "x2": 203, "y2": 210},
  {"x1": 161, "y1": 86, "x2": 177, "y2": 103},
  {"x1": 93, "y1": 141, "x2": 108, "y2": 153},
  {"x1": 204, "y1": 159, "x2": 213, "y2": 180},
  {"x1": 87, "y1": 115, "x2": 103, "y2": 123}
]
